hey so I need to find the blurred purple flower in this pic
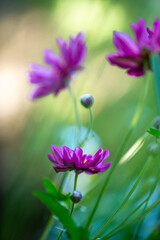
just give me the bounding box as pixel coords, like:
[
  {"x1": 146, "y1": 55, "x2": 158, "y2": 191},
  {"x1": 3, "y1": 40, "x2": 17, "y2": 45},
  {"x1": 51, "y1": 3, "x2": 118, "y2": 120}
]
[
  {"x1": 48, "y1": 145, "x2": 111, "y2": 175},
  {"x1": 147, "y1": 18, "x2": 160, "y2": 53},
  {"x1": 29, "y1": 32, "x2": 87, "y2": 100},
  {"x1": 106, "y1": 19, "x2": 152, "y2": 76}
]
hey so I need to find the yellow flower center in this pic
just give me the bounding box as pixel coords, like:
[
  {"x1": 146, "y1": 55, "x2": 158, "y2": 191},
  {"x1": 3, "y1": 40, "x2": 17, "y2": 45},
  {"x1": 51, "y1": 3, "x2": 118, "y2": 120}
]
[{"x1": 81, "y1": 159, "x2": 87, "y2": 164}]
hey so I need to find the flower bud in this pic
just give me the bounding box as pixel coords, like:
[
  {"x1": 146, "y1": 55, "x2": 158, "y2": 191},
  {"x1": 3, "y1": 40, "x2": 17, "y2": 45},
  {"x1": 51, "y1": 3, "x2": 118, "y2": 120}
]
[
  {"x1": 71, "y1": 191, "x2": 82, "y2": 203},
  {"x1": 80, "y1": 94, "x2": 94, "y2": 108},
  {"x1": 148, "y1": 142, "x2": 160, "y2": 156},
  {"x1": 152, "y1": 116, "x2": 160, "y2": 130}
]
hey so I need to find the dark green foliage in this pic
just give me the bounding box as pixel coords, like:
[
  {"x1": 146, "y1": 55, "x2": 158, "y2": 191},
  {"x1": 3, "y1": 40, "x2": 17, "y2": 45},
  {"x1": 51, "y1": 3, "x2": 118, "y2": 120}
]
[
  {"x1": 147, "y1": 128, "x2": 160, "y2": 138},
  {"x1": 1, "y1": 1, "x2": 160, "y2": 240},
  {"x1": 43, "y1": 178, "x2": 71, "y2": 202},
  {"x1": 34, "y1": 192, "x2": 78, "y2": 239},
  {"x1": 34, "y1": 189, "x2": 89, "y2": 240}
]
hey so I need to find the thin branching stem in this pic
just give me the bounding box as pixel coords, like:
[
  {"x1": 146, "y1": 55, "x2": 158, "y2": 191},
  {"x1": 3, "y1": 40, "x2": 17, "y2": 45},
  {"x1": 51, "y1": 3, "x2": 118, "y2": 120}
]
[
  {"x1": 131, "y1": 156, "x2": 160, "y2": 239},
  {"x1": 100, "y1": 197, "x2": 149, "y2": 240},
  {"x1": 93, "y1": 155, "x2": 152, "y2": 239},
  {"x1": 101, "y1": 200, "x2": 160, "y2": 240},
  {"x1": 85, "y1": 71, "x2": 150, "y2": 229},
  {"x1": 56, "y1": 171, "x2": 79, "y2": 240},
  {"x1": 80, "y1": 107, "x2": 93, "y2": 148},
  {"x1": 40, "y1": 85, "x2": 80, "y2": 240}
]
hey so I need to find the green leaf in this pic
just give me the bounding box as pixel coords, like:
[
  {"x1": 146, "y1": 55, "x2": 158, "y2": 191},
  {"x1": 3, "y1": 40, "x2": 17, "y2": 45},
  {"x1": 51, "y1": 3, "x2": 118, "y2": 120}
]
[
  {"x1": 78, "y1": 227, "x2": 90, "y2": 240},
  {"x1": 34, "y1": 192, "x2": 89, "y2": 240},
  {"x1": 43, "y1": 178, "x2": 71, "y2": 202},
  {"x1": 147, "y1": 128, "x2": 160, "y2": 138},
  {"x1": 43, "y1": 178, "x2": 58, "y2": 196}
]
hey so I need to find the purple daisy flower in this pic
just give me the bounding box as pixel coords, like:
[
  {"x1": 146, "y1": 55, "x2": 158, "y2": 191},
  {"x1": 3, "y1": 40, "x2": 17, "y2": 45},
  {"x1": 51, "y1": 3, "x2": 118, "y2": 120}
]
[
  {"x1": 29, "y1": 32, "x2": 87, "y2": 100},
  {"x1": 106, "y1": 19, "x2": 152, "y2": 76},
  {"x1": 48, "y1": 145, "x2": 111, "y2": 175}
]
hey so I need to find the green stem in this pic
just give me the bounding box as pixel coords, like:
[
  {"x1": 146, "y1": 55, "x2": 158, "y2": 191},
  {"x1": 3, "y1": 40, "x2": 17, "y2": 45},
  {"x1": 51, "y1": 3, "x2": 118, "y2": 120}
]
[
  {"x1": 67, "y1": 85, "x2": 80, "y2": 129},
  {"x1": 85, "y1": 71, "x2": 149, "y2": 229},
  {"x1": 40, "y1": 87, "x2": 80, "y2": 240},
  {"x1": 74, "y1": 171, "x2": 79, "y2": 191},
  {"x1": 88, "y1": 107, "x2": 93, "y2": 135},
  {"x1": 67, "y1": 84, "x2": 81, "y2": 146},
  {"x1": 150, "y1": 53, "x2": 160, "y2": 115},
  {"x1": 70, "y1": 171, "x2": 79, "y2": 215},
  {"x1": 82, "y1": 133, "x2": 147, "y2": 204},
  {"x1": 80, "y1": 107, "x2": 93, "y2": 148},
  {"x1": 101, "y1": 199, "x2": 160, "y2": 240},
  {"x1": 100, "y1": 197, "x2": 149, "y2": 240},
  {"x1": 56, "y1": 230, "x2": 63, "y2": 240},
  {"x1": 131, "y1": 158, "x2": 160, "y2": 239},
  {"x1": 56, "y1": 171, "x2": 79, "y2": 240},
  {"x1": 40, "y1": 173, "x2": 68, "y2": 240},
  {"x1": 93, "y1": 154, "x2": 151, "y2": 239}
]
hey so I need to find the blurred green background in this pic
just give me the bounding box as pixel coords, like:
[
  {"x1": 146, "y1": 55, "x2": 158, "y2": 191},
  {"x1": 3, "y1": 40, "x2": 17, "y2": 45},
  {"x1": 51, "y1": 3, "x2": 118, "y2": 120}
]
[{"x1": 1, "y1": 0, "x2": 160, "y2": 239}]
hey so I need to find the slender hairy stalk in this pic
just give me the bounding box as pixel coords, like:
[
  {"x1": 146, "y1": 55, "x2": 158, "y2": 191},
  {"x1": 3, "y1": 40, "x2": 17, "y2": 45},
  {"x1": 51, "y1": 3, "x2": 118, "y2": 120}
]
[
  {"x1": 85, "y1": 71, "x2": 150, "y2": 229},
  {"x1": 56, "y1": 171, "x2": 79, "y2": 240},
  {"x1": 93, "y1": 154, "x2": 151, "y2": 239}
]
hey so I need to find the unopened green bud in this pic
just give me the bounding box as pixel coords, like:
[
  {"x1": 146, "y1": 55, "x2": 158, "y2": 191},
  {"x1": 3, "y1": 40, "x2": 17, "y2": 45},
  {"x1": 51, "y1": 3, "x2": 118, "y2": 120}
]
[{"x1": 80, "y1": 94, "x2": 94, "y2": 108}]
